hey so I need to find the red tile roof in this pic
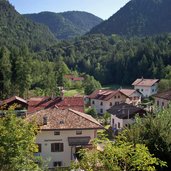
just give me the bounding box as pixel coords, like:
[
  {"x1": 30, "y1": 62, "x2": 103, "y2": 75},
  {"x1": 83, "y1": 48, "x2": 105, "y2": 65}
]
[
  {"x1": 26, "y1": 108, "x2": 103, "y2": 130},
  {"x1": 3, "y1": 96, "x2": 27, "y2": 104},
  {"x1": 87, "y1": 89, "x2": 120, "y2": 101},
  {"x1": 132, "y1": 78, "x2": 159, "y2": 87},
  {"x1": 119, "y1": 89, "x2": 140, "y2": 97},
  {"x1": 153, "y1": 89, "x2": 171, "y2": 100},
  {"x1": 27, "y1": 96, "x2": 84, "y2": 113},
  {"x1": 64, "y1": 74, "x2": 84, "y2": 81}
]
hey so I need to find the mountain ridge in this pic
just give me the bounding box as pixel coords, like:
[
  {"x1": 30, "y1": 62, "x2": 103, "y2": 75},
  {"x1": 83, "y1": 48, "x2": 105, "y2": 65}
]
[
  {"x1": 0, "y1": 0, "x2": 57, "y2": 50},
  {"x1": 24, "y1": 11, "x2": 103, "y2": 40},
  {"x1": 89, "y1": 0, "x2": 171, "y2": 37}
]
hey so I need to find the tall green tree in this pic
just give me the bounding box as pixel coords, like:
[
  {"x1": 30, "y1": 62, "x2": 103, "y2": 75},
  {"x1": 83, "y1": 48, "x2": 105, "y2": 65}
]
[
  {"x1": 124, "y1": 106, "x2": 171, "y2": 170},
  {"x1": 71, "y1": 134, "x2": 166, "y2": 171},
  {"x1": 0, "y1": 112, "x2": 41, "y2": 171},
  {"x1": 0, "y1": 47, "x2": 12, "y2": 98}
]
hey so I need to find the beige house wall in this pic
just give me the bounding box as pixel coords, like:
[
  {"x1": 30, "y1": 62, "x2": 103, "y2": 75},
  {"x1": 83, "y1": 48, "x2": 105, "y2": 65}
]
[
  {"x1": 36, "y1": 129, "x2": 96, "y2": 168},
  {"x1": 154, "y1": 97, "x2": 170, "y2": 108}
]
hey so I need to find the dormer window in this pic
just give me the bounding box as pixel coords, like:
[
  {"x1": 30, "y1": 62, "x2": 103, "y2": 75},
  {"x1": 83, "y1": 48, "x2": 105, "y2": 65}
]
[
  {"x1": 43, "y1": 116, "x2": 48, "y2": 125},
  {"x1": 59, "y1": 120, "x2": 64, "y2": 124}
]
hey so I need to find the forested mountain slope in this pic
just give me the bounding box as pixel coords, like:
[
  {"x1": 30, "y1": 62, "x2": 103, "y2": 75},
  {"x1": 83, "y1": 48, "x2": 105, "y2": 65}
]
[
  {"x1": 89, "y1": 0, "x2": 171, "y2": 37},
  {"x1": 39, "y1": 33, "x2": 171, "y2": 85},
  {"x1": 24, "y1": 11, "x2": 103, "y2": 40},
  {"x1": 0, "y1": 0, "x2": 57, "y2": 51}
]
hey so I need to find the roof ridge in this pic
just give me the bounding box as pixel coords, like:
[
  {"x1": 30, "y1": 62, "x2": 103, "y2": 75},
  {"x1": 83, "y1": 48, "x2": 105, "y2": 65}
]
[{"x1": 68, "y1": 108, "x2": 102, "y2": 127}]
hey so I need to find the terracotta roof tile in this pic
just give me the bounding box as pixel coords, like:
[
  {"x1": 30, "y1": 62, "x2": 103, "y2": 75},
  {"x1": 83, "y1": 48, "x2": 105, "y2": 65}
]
[
  {"x1": 87, "y1": 89, "x2": 121, "y2": 101},
  {"x1": 119, "y1": 89, "x2": 139, "y2": 97},
  {"x1": 26, "y1": 108, "x2": 103, "y2": 130},
  {"x1": 153, "y1": 89, "x2": 171, "y2": 100},
  {"x1": 27, "y1": 96, "x2": 84, "y2": 113},
  {"x1": 132, "y1": 78, "x2": 159, "y2": 87},
  {"x1": 3, "y1": 96, "x2": 27, "y2": 104}
]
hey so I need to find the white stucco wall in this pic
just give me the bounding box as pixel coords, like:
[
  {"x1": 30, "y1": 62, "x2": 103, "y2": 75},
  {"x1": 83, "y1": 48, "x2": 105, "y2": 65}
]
[
  {"x1": 36, "y1": 129, "x2": 96, "y2": 168},
  {"x1": 90, "y1": 93, "x2": 126, "y2": 114},
  {"x1": 110, "y1": 115, "x2": 135, "y2": 129},
  {"x1": 134, "y1": 83, "x2": 158, "y2": 97}
]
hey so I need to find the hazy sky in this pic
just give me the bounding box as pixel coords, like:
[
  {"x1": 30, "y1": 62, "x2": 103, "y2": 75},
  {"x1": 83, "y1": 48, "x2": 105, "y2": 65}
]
[{"x1": 9, "y1": 0, "x2": 130, "y2": 20}]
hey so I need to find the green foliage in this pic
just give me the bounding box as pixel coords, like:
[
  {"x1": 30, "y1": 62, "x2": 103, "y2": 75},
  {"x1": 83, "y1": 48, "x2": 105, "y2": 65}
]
[
  {"x1": 89, "y1": 0, "x2": 171, "y2": 37},
  {"x1": 0, "y1": 47, "x2": 11, "y2": 98},
  {"x1": 86, "y1": 107, "x2": 97, "y2": 118},
  {"x1": 43, "y1": 33, "x2": 171, "y2": 85},
  {"x1": 0, "y1": 112, "x2": 41, "y2": 171},
  {"x1": 71, "y1": 134, "x2": 166, "y2": 171},
  {"x1": 123, "y1": 106, "x2": 171, "y2": 170},
  {"x1": 83, "y1": 75, "x2": 101, "y2": 95},
  {"x1": 24, "y1": 11, "x2": 103, "y2": 40},
  {"x1": 0, "y1": 0, "x2": 57, "y2": 51}
]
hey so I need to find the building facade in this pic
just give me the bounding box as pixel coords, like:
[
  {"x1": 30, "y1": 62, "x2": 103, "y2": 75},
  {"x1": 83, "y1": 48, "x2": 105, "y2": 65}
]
[
  {"x1": 132, "y1": 78, "x2": 159, "y2": 97},
  {"x1": 107, "y1": 103, "x2": 146, "y2": 130},
  {"x1": 87, "y1": 89, "x2": 141, "y2": 114},
  {"x1": 153, "y1": 89, "x2": 171, "y2": 108},
  {"x1": 26, "y1": 108, "x2": 103, "y2": 168}
]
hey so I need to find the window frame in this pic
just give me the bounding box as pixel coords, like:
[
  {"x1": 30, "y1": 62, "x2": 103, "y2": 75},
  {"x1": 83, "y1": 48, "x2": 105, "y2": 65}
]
[{"x1": 51, "y1": 143, "x2": 64, "y2": 152}]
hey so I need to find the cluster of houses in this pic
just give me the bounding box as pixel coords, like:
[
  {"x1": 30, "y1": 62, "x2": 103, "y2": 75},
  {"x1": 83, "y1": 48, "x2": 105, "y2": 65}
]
[{"x1": 1, "y1": 77, "x2": 171, "y2": 169}]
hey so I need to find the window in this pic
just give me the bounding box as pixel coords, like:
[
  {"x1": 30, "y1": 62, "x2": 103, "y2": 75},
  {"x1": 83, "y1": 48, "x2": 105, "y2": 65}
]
[
  {"x1": 110, "y1": 102, "x2": 112, "y2": 106},
  {"x1": 141, "y1": 89, "x2": 143, "y2": 92},
  {"x1": 100, "y1": 109, "x2": 103, "y2": 113},
  {"x1": 157, "y1": 101, "x2": 159, "y2": 106},
  {"x1": 115, "y1": 102, "x2": 119, "y2": 105},
  {"x1": 37, "y1": 144, "x2": 41, "y2": 152},
  {"x1": 51, "y1": 143, "x2": 64, "y2": 152},
  {"x1": 53, "y1": 161, "x2": 62, "y2": 167},
  {"x1": 118, "y1": 95, "x2": 120, "y2": 98},
  {"x1": 54, "y1": 131, "x2": 60, "y2": 135},
  {"x1": 100, "y1": 102, "x2": 103, "y2": 106},
  {"x1": 114, "y1": 96, "x2": 116, "y2": 99},
  {"x1": 162, "y1": 102, "x2": 164, "y2": 107},
  {"x1": 76, "y1": 130, "x2": 82, "y2": 135},
  {"x1": 112, "y1": 119, "x2": 114, "y2": 125},
  {"x1": 118, "y1": 122, "x2": 120, "y2": 129},
  {"x1": 92, "y1": 101, "x2": 95, "y2": 104}
]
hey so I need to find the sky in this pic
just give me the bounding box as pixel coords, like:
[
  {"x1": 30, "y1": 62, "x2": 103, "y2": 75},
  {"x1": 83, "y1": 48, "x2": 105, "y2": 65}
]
[{"x1": 8, "y1": 0, "x2": 130, "y2": 20}]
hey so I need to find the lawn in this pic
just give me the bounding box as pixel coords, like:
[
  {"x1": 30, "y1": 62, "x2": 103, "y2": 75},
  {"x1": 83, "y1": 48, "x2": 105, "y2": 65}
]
[
  {"x1": 64, "y1": 89, "x2": 84, "y2": 97},
  {"x1": 102, "y1": 84, "x2": 132, "y2": 90}
]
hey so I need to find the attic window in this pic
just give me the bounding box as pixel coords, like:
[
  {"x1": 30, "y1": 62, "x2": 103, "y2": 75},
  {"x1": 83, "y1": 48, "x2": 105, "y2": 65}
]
[
  {"x1": 43, "y1": 116, "x2": 48, "y2": 125},
  {"x1": 59, "y1": 120, "x2": 64, "y2": 124}
]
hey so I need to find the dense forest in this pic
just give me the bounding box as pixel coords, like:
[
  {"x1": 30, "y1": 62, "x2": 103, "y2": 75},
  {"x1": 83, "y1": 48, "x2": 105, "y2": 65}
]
[
  {"x1": 38, "y1": 33, "x2": 171, "y2": 85},
  {"x1": 24, "y1": 11, "x2": 103, "y2": 40},
  {"x1": 0, "y1": 0, "x2": 57, "y2": 51},
  {"x1": 1, "y1": 0, "x2": 171, "y2": 99},
  {"x1": 89, "y1": 0, "x2": 171, "y2": 37}
]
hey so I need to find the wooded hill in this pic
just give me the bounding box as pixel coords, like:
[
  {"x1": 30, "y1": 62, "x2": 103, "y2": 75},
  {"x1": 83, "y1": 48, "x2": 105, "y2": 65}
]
[
  {"x1": 0, "y1": 0, "x2": 57, "y2": 51},
  {"x1": 89, "y1": 0, "x2": 171, "y2": 37},
  {"x1": 24, "y1": 11, "x2": 103, "y2": 40}
]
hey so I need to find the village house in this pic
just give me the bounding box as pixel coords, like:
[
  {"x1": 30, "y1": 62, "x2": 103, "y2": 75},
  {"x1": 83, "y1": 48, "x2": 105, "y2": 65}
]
[
  {"x1": 132, "y1": 78, "x2": 159, "y2": 97},
  {"x1": 87, "y1": 89, "x2": 141, "y2": 114},
  {"x1": 153, "y1": 89, "x2": 171, "y2": 108},
  {"x1": 107, "y1": 103, "x2": 146, "y2": 130},
  {"x1": 27, "y1": 96, "x2": 84, "y2": 113},
  {"x1": 0, "y1": 96, "x2": 85, "y2": 115},
  {"x1": 26, "y1": 108, "x2": 103, "y2": 168},
  {"x1": 0, "y1": 96, "x2": 28, "y2": 116}
]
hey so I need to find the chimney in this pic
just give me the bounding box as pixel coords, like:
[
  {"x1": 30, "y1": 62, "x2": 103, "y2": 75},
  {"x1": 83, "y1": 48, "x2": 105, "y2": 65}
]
[
  {"x1": 61, "y1": 89, "x2": 64, "y2": 100},
  {"x1": 43, "y1": 115, "x2": 48, "y2": 125}
]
